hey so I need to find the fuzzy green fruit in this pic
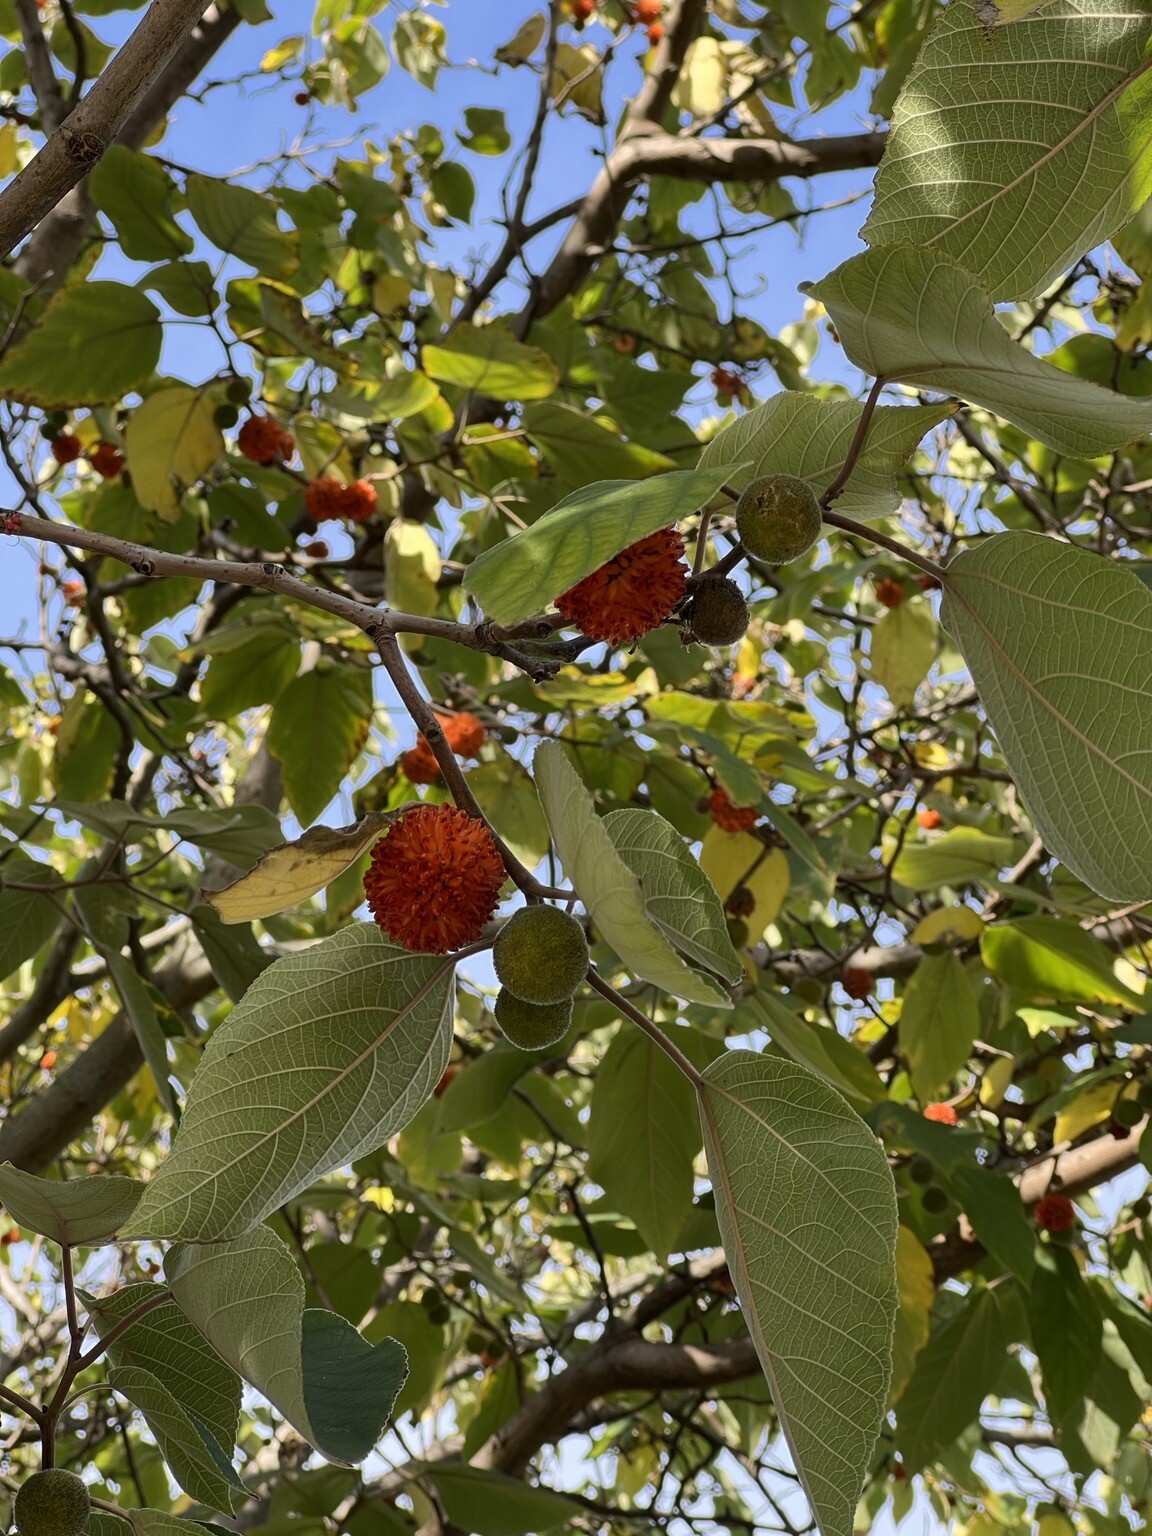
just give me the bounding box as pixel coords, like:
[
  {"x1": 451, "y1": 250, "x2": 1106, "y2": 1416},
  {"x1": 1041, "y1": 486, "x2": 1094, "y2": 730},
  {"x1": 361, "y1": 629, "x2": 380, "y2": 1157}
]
[
  {"x1": 684, "y1": 576, "x2": 749, "y2": 646},
  {"x1": 493, "y1": 905, "x2": 588, "y2": 1004},
  {"x1": 726, "y1": 917, "x2": 749, "y2": 949},
  {"x1": 735, "y1": 474, "x2": 822, "y2": 565},
  {"x1": 15, "y1": 1470, "x2": 90, "y2": 1536},
  {"x1": 494, "y1": 989, "x2": 572, "y2": 1051}
]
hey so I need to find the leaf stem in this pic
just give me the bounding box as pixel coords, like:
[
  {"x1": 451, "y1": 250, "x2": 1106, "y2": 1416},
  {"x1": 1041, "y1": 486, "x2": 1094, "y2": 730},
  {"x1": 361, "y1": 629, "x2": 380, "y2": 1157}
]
[
  {"x1": 586, "y1": 969, "x2": 705, "y2": 1089},
  {"x1": 821, "y1": 509, "x2": 946, "y2": 581},
  {"x1": 820, "y1": 376, "x2": 886, "y2": 510}
]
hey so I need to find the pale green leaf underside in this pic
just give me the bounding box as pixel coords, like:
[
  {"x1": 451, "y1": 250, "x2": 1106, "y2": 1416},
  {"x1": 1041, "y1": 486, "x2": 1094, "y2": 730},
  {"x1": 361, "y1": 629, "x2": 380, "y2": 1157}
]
[
  {"x1": 942, "y1": 530, "x2": 1152, "y2": 902},
  {"x1": 698, "y1": 1050, "x2": 898, "y2": 1536},
  {"x1": 108, "y1": 1364, "x2": 244, "y2": 1513},
  {"x1": 533, "y1": 742, "x2": 731, "y2": 1005},
  {"x1": 865, "y1": 0, "x2": 1152, "y2": 303},
  {"x1": 808, "y1": 245, "x2": 1152, "y2": 458},
  {"x1": 166, "y1": 1225, "x2": 407, "y2": 1465},
  {"x1": 462, "y1": 467, "x2": 733, "y2": 626},
  {"x1": 698, "y1": 395, "x2": 948, "y2": 519},
  {"x1": 603, "y1": 807, "x2": 744, "y2": 985},
  {"x1": 0, "y1": 1165, "x2": 141, "y2": 1246},
  {"x1": 126, "y1": 925, "x2": 455, "y2": 1241}
]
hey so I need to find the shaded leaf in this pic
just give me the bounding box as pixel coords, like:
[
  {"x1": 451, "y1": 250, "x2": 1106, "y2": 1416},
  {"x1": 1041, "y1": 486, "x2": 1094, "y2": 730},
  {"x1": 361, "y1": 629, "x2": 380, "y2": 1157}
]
[
  {"x1": 890, "y1": 1226, "x2": 934, "y2": 1405},
  {"x1": 943, "y1": 531, "x2": 1152, "y2": 902},
  {"x1": 90, "y1": 146, "x2": 193, "y2": 262},
  {"x1": 897, "y1": 1286, "x2": 1005, "y2": 1472},
  {"x1": 185, "y1": 174, "x2": 298, "y2": 277},
  {"x1": 808, "y1": 246, "x2": 1152, "y2": 457},
  {"x1": 899, "y1": 952, "x2": 980, "y2": 1102},
  {"x1": 698, "y1": 1050, "x2": 898, "y2": 1536},
  {"x1": 533, "y1": 742, "x2": 731, "y2": 1006},
  {"x1": 108, "y1": 1364, "x2": 245, "y2": 1512},
  {"x1": 1029, "y1": 1245, "x2": 1102, "y2": 1419},
  {"x1": 266, "y1": 666, "x2": 374, "y2": 826},
  {"x1": 870, "y1": 597, "x2": 936, "y2": 706},
  {"x1": 425, "y1": 1465, "x2": 581, "y2": 1536},
  {"x1": 0, "y1": 282, "x2": 161, "y2": 407},
  {"x1": 126, "y1": 925, "x2": 455, "y2": 1241},
  {"x1": 0, "y1": 1166, "x2": 141, "y2": 1245}
]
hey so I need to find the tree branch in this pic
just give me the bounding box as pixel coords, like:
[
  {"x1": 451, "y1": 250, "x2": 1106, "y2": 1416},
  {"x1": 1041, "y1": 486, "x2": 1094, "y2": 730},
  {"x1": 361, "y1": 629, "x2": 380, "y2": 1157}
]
[{"x1": 0, "y1": 0, "x2": 215, "y2": 261}]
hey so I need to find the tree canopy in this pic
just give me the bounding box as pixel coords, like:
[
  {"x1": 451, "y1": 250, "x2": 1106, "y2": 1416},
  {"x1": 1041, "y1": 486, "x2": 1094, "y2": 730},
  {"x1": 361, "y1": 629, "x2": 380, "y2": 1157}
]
[{"x1": 2, "y1": 2, "x2": 1152, "y2": 1536}]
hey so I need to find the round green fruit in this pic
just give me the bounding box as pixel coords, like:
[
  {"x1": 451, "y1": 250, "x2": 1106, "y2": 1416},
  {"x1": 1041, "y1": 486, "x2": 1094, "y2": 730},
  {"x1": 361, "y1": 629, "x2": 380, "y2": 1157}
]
[
  {"x1": 494, "y1": 989, "x2": 572, "y2": 1052},
  {"x1": 1132, "y1": 1196, "x2": 1151, "y2": 1219},
  {"x1": 1138, "y1": 1079, "x2": 1152, "y2": 1110},
  {"x1": 920, "y1": 1185, "x2": 949, "y2": 1216},
  {"x1": 225, "y1": 377, "x2": 253, "y2": 404},
  {"x1": 214, "y1": 403, "x2": 240, "y2": 429},
  {"x1": 1113, "y1": 1096, "x2": 1143, "y2": 1128},
  {"x1": 735, "y1": 474, "x2": 822, "y2": 565},
  {"x1": 908, "y1": 1155, "x2": 934, "y2": 1186},
  {"x1": 15, "y1": 1470, "x2": 90, "y2": 1536},
  {"x1": 492, "y1": 905, "x2": 589, "y2": 1005},
  {"x1": 684, "y1": 576, "x2": 749, "y2": 646}
]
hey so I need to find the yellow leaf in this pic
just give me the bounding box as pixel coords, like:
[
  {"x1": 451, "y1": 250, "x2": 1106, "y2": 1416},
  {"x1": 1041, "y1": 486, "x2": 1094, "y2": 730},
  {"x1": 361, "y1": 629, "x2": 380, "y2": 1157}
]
[
  {"x1": 889, "y1": 1226, "x2": 934, "y2": 1404},
  {"x1": 495, "y1": 11, "x2": 545, "y2": 64},
  {"x1": 910, "y1": 742, "x2": 951, "y2": 770},
  {"x1": 980, "y1": 1056, "x2": 1015, "y2": 1107},
  {"x1": 1054, "y1": 1080, "x2": 1118, "y2": 1145},
  {"x1": 385, "y1": 521, "x2": 442, "y2": 619},
  {"x1": 125, "y1": 387, "x2": 223, "y2": 522},
  {"x1": 912, "y1": 905, "x2": 985, "y2": 946},
  {"x1": 0, "y1": 123, "x2": 18, "y2": 179},
  {"x1": 672, "y1": 37, "x2": 728, "y2": 116},
  {"x1": 699, "y1": 827, "x2": 789, "y2": 938},
  {"x1": 870, "y1": 596, "x2": 937, "y2": 707},
  {"x1": 206, "y1": 813, "x2": 392, "y2": 925},
  {"x1": 292, "y1": 413, "x2": 355, "y2": 483},
  {"x1": 549, "y1": 43, "x2": 604, "y2": 123}
]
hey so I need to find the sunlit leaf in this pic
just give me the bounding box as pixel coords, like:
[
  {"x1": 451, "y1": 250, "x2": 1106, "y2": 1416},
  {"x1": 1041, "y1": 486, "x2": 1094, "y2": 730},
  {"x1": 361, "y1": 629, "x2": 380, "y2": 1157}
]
[
  {"x1": 125, "y1": 386, "x2": 224, "y2": 523},
  {"x1": 205, "y1": 813, "x2": 392, "y2": 924},
  {"x1": 0, "y1": 282, "x2": 161, "y2": 407},
  {"x1": 0, "y1": 1165, "x2": 141, "y2": 1245},
  {"x1": 698, "y1": 1050, "x2": 898, "y2": 1536},
  {"x1": 422, "y1": 324, "x2": 558, "y2": 400}
]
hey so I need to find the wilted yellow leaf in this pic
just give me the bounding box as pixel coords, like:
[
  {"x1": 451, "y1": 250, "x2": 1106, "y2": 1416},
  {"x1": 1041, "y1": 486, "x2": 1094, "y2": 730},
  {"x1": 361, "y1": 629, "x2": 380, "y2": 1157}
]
[
  {"x1": 912, "y1": 905, "x2": 985, "y2": 946},
  {"x1": 206, "y1": 813, "x2": 392, "y2": 924},
  {"x1": 699, "y1": 827, "x2": 789, "y2": 938}
]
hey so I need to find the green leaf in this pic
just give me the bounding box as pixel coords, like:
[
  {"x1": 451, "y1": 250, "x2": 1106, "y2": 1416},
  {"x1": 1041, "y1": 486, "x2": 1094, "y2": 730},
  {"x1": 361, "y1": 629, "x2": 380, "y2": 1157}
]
[
  {"x1": 434, "y1": 1042, "x2": 541, "y2": 1134},
  {"x1": 808, "y1": 246, "x2": 1152, "y2": 457},
  {"x1": 185, "y1": 174, "x2": 298, "y2": 277},
  {"x1": 424, "y1": 1466, "x2": 581, "y2": 1536},
  {"x1": 0, "y1": 1166, "x2": 141, "y2": 1245},
  {"x1": 1029, "y1": 1246, "x2": 1102, "y2": 1420},
  {"x1": 523, "y1": 401, "x2": 674, "y2": 485},
  {"x1": 465, "y1": 759, "x2": 550, "y2": 871},
  {"x1": 890, "y1": 826, "x2": 1019, "y2": 892},
  {"x1": 697, "y1": 1050, "x2": 898, "y2": 1536},
  {"x1": 463, "y1": 468, "x2": 732, "y2": 626},
  {"x1": 422, "y1": 324, "x2": 558, "y2": 400},
  {"x1": 190, "y1": 905, "x2": 273, "y2": 1003},
  {"x1": 942, "y1": 532, "x2": 1152, "y2": 902},
  {"x1": 125, "y1": 925, "x2": 455, "y2": 1241},
  {"x1": 748, "y1": 992, "x2": 885, "y2": 1111},
  {"x1": 125, "y1": 386, "x2": 224, "y2": 523},
  {"x1": 0, "y1": 282, "x2": 161, "y2": 407},
  {"x1": 54, "y1": 692, "x2": 119, "y2": 801},
  {"x1": 90, "y1": 146, "x2": 193, "y2": 261},
  {"x1": 864, "y1": 0, "x2": 1152, "y2": 302},
  {"x1": 870, "y1": 597, "x2": 936, "y2": 707},
  {"x1": 141, "y1": 259, "x2": 218, "y2": 318},
  {"x1": 457, "y1": 106, "x2": 511, "y2": 155},
  {"x1": 698, "y1": 394, "x2": 948, "y2": 520},
  {"x1": 384, "y1": 521, "x2": 441, "y2": 621},
  {"x1": 205, "y1": 814, "x2": 391, "y2": 925},
  {"x1": 947, "y1": 1165, "x2": 1035, "y2": 1284},
  {"x1": 108, "y1": 1364, "x2": 245, "y2": 1512},
  {"x1": 52, "y1": 799, "x2": 282, "y2": 867},
  {"x1": 200, "y1": 625, "x2": 300, "y2": 719},
  {"x1": 166, "y1": 1224, "x2": 407, "y2": 1464},
  {"x1": 302, "y1": 1240, "x2": 378, "y2": 1323},
  {"x1": 982, "y1": 916, "x2": 1143, "y2": 1008},
  {"x1": 603, "y1": 807, "x2": 743, "y2": 985},
  {"x1": 587, "y1": 1024, "x2": 702, "y2": 1253},
  {"x1": 267, "y1": 666, "x2": 374, "y2": 826},
  {"x1": 898, "y1": 952, "x2": 980, "y2": 1102},
  {"x1": 897, "y1": 1286, "x2": 1005, "y2": 1472},
  {"x1": 85, "y1": 1282, "x2": 241, "y2": 1452},
  {"x1": 890, "y1": 1226, "x2": 934, "y2": 1405},
  {"x1": 0, "y1": 857, "x2": 62, "y2": 982},
  {"x1": 429, "y1": 161, "x2": 475, "y2": 223},
  {"x1": 533, "y1": 742, "x2": 731, "y2": 1006}
]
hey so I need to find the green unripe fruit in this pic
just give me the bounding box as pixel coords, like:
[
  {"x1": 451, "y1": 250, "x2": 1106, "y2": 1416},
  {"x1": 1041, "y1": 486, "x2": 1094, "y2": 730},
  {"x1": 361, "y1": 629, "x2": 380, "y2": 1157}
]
[
  {"x1": 492, "y1": 905, "x2": 588, "y2": 1005},
  {"x1": 921, "y1": 1185, "x2": 949, "y2": 1216},
  {"x1": 735, "y1": 474, "x2": 822, "y2": 565},
  {"x1": 494, "y1": 989, "x2": 572, "y2": 1052},
  {"x1": 684, "y1": 576, "x2": 750, "y2": 646},
  {"x1": 1138, "y1": 1079, "x2": 1152, "y2": 1110},
  {"x1": 226, "y1": 377, "x2": 252, "y2": 404},
  {"x1": 15, "y1": 1470, "x2": 90, "y2": 1536},
  {"x1": 214, "y1": 403, "x2": 240, "y2": 429},
  {"x1": 1113, "y1": 1096, "x2": 1143, "y2": 1128},
  {"x1": 1132, "y1": 1196, "x2": 1151, "y2": 1219},
  {"x1": 726, "y1": 917, "x2": 749, "y2": 949},
  {"x1": 908, "y1": 1155, "x2": 934, "y2": 1186}
]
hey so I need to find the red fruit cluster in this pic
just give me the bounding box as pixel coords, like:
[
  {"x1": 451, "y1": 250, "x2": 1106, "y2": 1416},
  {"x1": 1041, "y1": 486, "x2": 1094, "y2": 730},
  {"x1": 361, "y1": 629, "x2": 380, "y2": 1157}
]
[
  {"x1": 39, "y1": 1049, "x2": 57, "y2": 1070},
  {"x1": 61, "y1": 580, "x2": 85, "y2": 606},
  {"x1": 875, "y1": 576, "x2": 905, "y2": 609},
  {"x1": 237, "y1": 414, "x2": 294, "y2": 466},
  {"x1": 726, "y1": 884, "x2": 755, "y2": 918},
  {"x1": 917, "y1": 807, "x2": 942, "y2": 830},
  {"x1": 434, "y1": 1066, "x2": 456, "y2": 1097},
  {"x1": 363, "y1": 804, "x2": 505, "y2": 954},
  {"x1": 573, "y1": 0, "x2": 595, "y2": 19},
  {"x1": 709, "y1": 786, "x2": 759, "y2": 834},
  {"x1": 647, "y1": 20, "x2": 664, "y2": 41},
  {"x1": 841, "y1": 966, "x2": 874, "y2": 1001},
  {"x1": 1035, "y1": 1193, "x2": 1076, "y2": 1232},
  {"x1": 401, "y1": 712, "x2": 487, "y2": 784},
  {"x1": 50, "y1": 433, "x2": 82, "y2": 465},
  {"x1": 88, "y1": 441, "x2": 125, "y2": 479},
  {"x1": 710, "y1": 366, "x2": 741, "y2": 395},
  {"x1": 555, "y1": 527, "x2": 688, "y2": 646},
  {"x1": 306, "y1": 476, "x2": 378, "y2": 524},
  {"x1": 634, "y1": 0, "x2": 661, "y2": 19},
  {"x1": 923, "y1": 1101, "x2": 958, "y2": 1126}
]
